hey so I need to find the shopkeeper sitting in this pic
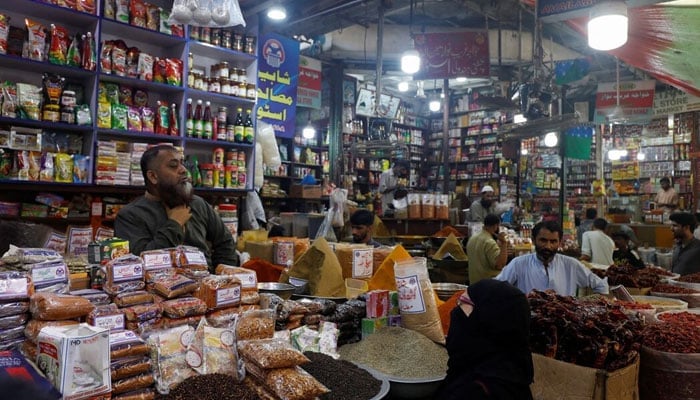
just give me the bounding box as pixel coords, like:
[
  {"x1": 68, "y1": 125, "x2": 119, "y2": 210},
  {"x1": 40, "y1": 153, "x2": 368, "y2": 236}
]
[
  {"x1": 115, "y1": 144, "x2": 237, "y2": 270},
  {"x1": 468, "y1": 185, "x2": 497, "y2": 222},
  {"x1": 349, "y1": 209, "x2": 382, "y2": 248},
  {"x1": 495, "y1": 220, "x2": 609, "y2": 296}
]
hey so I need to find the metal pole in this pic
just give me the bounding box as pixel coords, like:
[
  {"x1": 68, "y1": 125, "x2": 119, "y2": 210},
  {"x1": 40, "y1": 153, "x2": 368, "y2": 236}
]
[
  {"x1": 441, "y1": 78, "x2": 449, "y2": 194},
  {"x1": 375, "y1": 3, "x2": 384, "y2": 116}
]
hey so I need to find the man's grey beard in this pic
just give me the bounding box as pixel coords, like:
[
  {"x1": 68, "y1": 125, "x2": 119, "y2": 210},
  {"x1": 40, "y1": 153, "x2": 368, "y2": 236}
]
[{"x1": 161, "y1": 180, "x2": 193, "y2": 208}]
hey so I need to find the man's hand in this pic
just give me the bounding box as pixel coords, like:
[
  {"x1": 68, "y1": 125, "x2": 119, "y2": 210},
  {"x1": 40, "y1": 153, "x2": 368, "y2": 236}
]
[{"x1": 167, "y1": 205, "x2": 191, "y2": 227}]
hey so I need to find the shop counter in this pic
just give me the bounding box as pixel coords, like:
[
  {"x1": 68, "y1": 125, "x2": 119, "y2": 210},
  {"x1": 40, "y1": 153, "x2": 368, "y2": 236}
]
[{"x1": 609, "y1": 223, "x2": 674, "y2": 249}]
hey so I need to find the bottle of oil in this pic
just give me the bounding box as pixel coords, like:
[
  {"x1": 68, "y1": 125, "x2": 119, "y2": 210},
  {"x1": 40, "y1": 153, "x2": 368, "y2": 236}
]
[
  {"x1": 233, "y1": 107, "x2": 244, "y2": 143},
  {"x1": 243, "y1": 109, "x2": 254, "y2": 144}
]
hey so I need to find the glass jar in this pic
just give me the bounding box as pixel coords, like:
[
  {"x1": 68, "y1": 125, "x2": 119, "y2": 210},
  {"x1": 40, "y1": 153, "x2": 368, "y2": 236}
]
[
  {"x1": 233, "y1": 32, "x2": 244, "y2": 52},
  {"x1": 190, "y1": 26, "x2": 200, "y2": 41},
  {"x1": 209, "y1": 77, "x2": 220, "y2": 93},
  {"x1": 219, "y1": 61, "x2": 229, "y2": 78},
  {"x1": 239, "y1": 69, "x2": 247, "y2": 84},
  {"x1": 194, "y1": 73, "x2": 204, "y2": 90},
  {"x1": 246, "y1": 83, "x2": 256, "y2": 99},
  {"x1": 229, "y1": 68, "x2": 239, "y2": 83},
  {"x1": 222, "y1": 30, "x2": 232, "y2": 48},
  {"x1": 220, "y1": 77, "x2": 231, "y2": 95},
  {"x1": 201, "y1": 26, "x2": 211, "y2": 43},
  {"x1": 244, "y1": 35, "x2": 255, "y2": 54},
  {"x1": 237, "y1": 81, "x2": 247, "y2": 98},
  {"x1": 61, "y1": 90, "x2": 76, "y2": 108},
  {"x1": 211, "y1": 28, "x2": 221, "y2": 47},
  {"x1": 202, "y1": 76, "x2": 210, "y2": 92},
  {"x1": 228, "y1": 79, "x2": 239, "y2": 96}
]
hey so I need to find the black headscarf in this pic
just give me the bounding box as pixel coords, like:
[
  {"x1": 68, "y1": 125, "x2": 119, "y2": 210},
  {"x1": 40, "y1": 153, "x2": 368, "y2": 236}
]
[{"x1": 439, "y1": 279, "x2": 534, "y2": 400}]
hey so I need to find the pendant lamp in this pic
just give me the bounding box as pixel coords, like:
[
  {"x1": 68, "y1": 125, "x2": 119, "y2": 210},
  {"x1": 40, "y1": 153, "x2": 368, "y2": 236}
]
[{"x1": 588, "y1": 1, "x2": 628, "y2": 51}]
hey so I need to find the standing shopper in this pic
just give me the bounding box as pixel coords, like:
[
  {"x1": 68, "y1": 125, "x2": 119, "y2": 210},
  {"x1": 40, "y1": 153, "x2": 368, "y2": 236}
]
[
  {"x1": 467, "y1": 214, "x2": 509, "y2": 284},
  {"x1": 438, "y1": 279, "x2": 534, "y2": 400},
  {"x1": 468, "y1": 185, "x2": 497, "y2": 222},
  {"x1": 669, "y1": 212, "x2": 700, "y2": 276},
  {"x1": 655, "y1": 176, "x2": 679, "y2": 210},
  {"x1": 577, "y1": 208, "x2": 597, "y2": 247},
  {"x1": 377, "y1": 160, "x2": 409, "y2": 216},
  {"x1": 115, "y1": 145, "x2": 237, "y2": 271},
  {"x1": 496, "y1": 221, "x2": 609, "y2": 296},
  {"x1": 580, "y1": 218, "x2": 614, "y2": 266}
]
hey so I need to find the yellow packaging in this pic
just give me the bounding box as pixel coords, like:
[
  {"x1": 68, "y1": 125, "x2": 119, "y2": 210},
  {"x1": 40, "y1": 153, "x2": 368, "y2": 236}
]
[{"x1": 97, "y1": 102, "x2": 111, "y2": 128}]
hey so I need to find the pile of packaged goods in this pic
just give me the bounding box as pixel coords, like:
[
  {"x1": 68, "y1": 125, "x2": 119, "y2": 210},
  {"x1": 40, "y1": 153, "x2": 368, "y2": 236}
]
[
  {"x1": 0, "y1": 237, "x2": 461, "y2": 400},
  {"x1": 104, "y1": 0, "x2": 185, "y2": 37},
  {"x1": 100, "y1": 40, "x2": 183, "y2": 86}
]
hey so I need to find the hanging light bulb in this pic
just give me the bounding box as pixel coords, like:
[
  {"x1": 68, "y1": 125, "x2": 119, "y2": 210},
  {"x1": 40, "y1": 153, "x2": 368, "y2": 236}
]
[
  {"x1": 302, "y1": 123, "x2": 315, "y2": 139},
  {"x1": 544, "y1": 132, "x2": 558, "y2": 147},
  {"x1": 429, "y1": 98, "x2": 441, "y2": 112},
  {"x1": 588, "y1": 1, "x2": 628, "y2": 51},
  {"x1": 267, "y1": 2, "x2": 287, "y2": 21},
  {"x1": 401, "y1": 47, "x2": 421, "y2": 74},
  {"x1": 637, "y1": 151, "x2": 646, "y2": 161},
  {"x1": 398, "y1": 81, "x2": 409, "y2": 92},
  {"x1": 608, "y1": 149, "x2": 621, "y2": 161}
]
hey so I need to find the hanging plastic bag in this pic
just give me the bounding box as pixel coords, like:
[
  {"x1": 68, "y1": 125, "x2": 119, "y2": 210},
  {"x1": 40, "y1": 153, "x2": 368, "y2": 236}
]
[
  {"x1": 329, "y1": 188, "x2": 348, "y2": 228},
  {"x1": 314, "y1": 211, "x2": 337, "y2": 242},
  {"x1": 258, "y1": 121, "x2": 281, "y2": 169},
  {"x1": 254, "y1": 142, "x2": 263, "y2": 189},
  {"x1": 242, "y1": 190, "x2": 266, "y2": 231},
  {"x1": 170, "y1": 0, "x2": 246, "y2": 27}
]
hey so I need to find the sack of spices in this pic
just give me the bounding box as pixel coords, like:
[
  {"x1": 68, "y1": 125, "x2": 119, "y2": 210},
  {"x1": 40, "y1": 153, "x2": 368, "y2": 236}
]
[{"x1": 394, "y1": 257, "x2": 445, "y2": 344}]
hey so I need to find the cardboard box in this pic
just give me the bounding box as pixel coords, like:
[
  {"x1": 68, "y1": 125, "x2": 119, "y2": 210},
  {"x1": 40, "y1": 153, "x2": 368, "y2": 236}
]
[
  {"x1": 366, "y1": 289, "x2": 390, "y2": 318},
  {"x1": 87, "y1": 238, "x2": 130, "y2": 264},
  {"x1": 289, "y1": 184, "x2": 322, "y2": 199},
  {"x1": 530, "y1": 353, "x2": 640, "y2": 400},
  {"x1": 37, "y1": 324, "x2": 111, "y2": 400}
]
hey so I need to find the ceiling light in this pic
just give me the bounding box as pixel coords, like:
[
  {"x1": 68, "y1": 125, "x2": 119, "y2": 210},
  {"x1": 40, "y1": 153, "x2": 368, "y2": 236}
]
[
  {"x1": 637, "y1": 151, "x2": 646, "y2": 161},
  {"x1": 302, "y1": 123, "x2": 315, "y2": 139},
  {"x1": 398, "y1": 81, "x2": 409, "y2": 92},
  {"x1": 456, "y1": 77, "x2": 467, "y2": 82},
  {"x1": 401, "y1": 42, "x2": 421, "y2": 74},
  {"x1": 544, "y1": 132, "x2": 558, "y2": 147},
  {"x1": 588, "y1": 1, "x2": 628, "y2": 50},
  {"x1": 514, "y1": 114, "x2": 527, "y2": 124},
  {"x1": 429, "y1": 99, "x2": 441, "y2": 112},
  {"x1": 267, "y1": 3, "x2": 287, "y2": 21},
  {"x1": 521, "y1": 148, "x2": 529, "y2": 155},
  {"x1": 608, "y1": 149, "x2": 621, "y2": 161}
]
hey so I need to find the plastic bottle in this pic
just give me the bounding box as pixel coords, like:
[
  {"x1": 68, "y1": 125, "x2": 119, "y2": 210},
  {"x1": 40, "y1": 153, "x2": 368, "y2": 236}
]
[
  {"x1": 233, "y1": 107, "x2": 244, "y2": 143},
  {"x1": 193, "y1": 99, "x2": 203, "y2": 138},
  {"x1": 168, "y1": 103, "x2": 179, "y2": 136},
  {"x1": 203, "y1": 101, "x2": 213, "y2": 139},
  {"x1": 243, "y1": 109, "x2": 254, "y2": 144},
  {"x1": 185, "y1": 98, "x2": 194, "y2": 137}
]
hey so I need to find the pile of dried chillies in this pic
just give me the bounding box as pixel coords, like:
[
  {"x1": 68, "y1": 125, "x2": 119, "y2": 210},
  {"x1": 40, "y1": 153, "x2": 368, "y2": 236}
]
[
  {"x1": 591, "y1": 263, "x2": 662, "y2": 288},
  {"x1": 528, "y1": 290, "x2": 643, "y2": 371},
  {"x1": 657, "y1": 311, "x2": 700, "y2": 328},
  {"x1": 641, "y1": 323, "x2": 700, "y2": 353},
  {"x1": 651, "y1": 283, "x2": 700, "y2": 294},
  {"x1": 678, "y1": 272, "x2": 700, "y2": 283}
]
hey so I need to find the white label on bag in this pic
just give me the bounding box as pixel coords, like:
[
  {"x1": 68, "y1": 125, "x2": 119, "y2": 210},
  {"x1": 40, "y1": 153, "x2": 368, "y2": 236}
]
[
  {"x1": 233, "y1": 272, "x2": 257, "y2": 289},
  {"x1": 352, "y1": 248, "x2": 373, "y2": 279},
  {"x1": 183, "y1": 251, "x2": 207, "y2": 265},
  {"x1": 93, "y1": 314, "x2": 125, "y2": 331},
  {"x1": 112, "y1": 263, "x2": 143, "y2": 282},
  {"x1": 31, "y1": 261, "x2": 68, "y2": 285},
  {"x1": 216, "y1": 286, "x2": 241, "y2": 306},
  {"x1": 142, "y1": 253, "x2": 172, "y2": 270},
  {"x1": 395, "y1": 274, "x2": 426, "y2": 314}
]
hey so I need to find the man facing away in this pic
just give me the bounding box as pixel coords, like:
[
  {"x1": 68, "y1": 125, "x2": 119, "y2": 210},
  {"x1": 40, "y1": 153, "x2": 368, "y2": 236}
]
[
  {"x1": 467, "y1": 214, "x2": 509, "y2": 284},
  {"x1": 581, "y1": 218, "x2": 615, "y2": 266},
  {"x1": 496, "y1": 220, "x2": 609, "y2": 296},
  {"x1": 115, "y1": 144, "x2": 237, "y2": 271}
]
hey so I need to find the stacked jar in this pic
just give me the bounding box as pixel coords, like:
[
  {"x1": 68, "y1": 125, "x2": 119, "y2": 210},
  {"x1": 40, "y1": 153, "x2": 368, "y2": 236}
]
[
  {"x1": 187, "y1": 61, "x2": 255, "y2": 100},
  {"x1": 189, "y1": 27, "x2": 257, "y2": 55},
  {"x1": 212, "y1": 147, "x2": 225, "y2": 188},
  {"x1": 224, "y1": 149, "x2": 246, "y2": 189}
]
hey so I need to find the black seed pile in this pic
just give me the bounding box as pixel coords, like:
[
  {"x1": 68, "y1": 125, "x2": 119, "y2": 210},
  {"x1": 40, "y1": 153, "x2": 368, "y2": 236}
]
[
  {"x1": 156, "y1": 373, "x2": 260, "y2": 400},
  {"x1": 301, "y1": 351, "x2": 383, "y2": 400}
]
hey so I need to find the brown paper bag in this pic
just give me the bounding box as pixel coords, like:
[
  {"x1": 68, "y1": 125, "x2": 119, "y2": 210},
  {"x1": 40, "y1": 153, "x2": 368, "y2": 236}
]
[{"x1": 432, "y1": 233, "x2": 467, "y2": 261}]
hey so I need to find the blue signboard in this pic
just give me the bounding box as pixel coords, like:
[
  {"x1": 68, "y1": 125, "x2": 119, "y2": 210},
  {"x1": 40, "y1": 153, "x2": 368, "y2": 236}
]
[{"x1": 256, "y1": 33, "x2": 300, "y2": 138}]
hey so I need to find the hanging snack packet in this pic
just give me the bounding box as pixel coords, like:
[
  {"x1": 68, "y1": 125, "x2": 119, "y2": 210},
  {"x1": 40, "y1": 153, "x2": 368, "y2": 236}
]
[
  {"x1": 75, "y1": 104, "x2": 92, "y2": 125},
  {"x1": 165, "y1": 58, "x2": 182, "y2": 86},
  {"x1": 81, "y1": 32, "x2": 96, "y2": 71},
  {"x1": 17, "y1": 83, "x2": 42, "y2": 120},
  {"x1": 39, "y1": 152, "x2": 54, "y2": 182},
  {"x1": 115, "y1": 0, "x2": 129, "y2": 24},
  {"x1": 54, "y1": 153, "x2": 73, "y2": 183},
  {"x1": 140, "y1": 106, "x2": 155, "y2": 132},
  {"x1": 0, "y1": 14, "x2": 9, "y2": 55},
  {"x1": 73, "y1": 154, "x2": 89, "y2": 183},
  {"x1": 25, "y1": 19, "x2": 47, "y2": 61},
  {"x1": 66, "y1": 33, "x2": 81, "y2": 67},
  {"x1": 130, "y1": 0, "x2": 147, "y2": 28},
  {"x1": 111, "y1": 46, "x2": 127, "y2": 76},
  {"x1": 77, "y1": 0, "x2": 96, "y2": 14},
  {"x1": 100, "y1": 40, "x2": 113, "y2": 74},
  {"x1": 48, "y1": 24, "x2": 69, "y2": 65}
]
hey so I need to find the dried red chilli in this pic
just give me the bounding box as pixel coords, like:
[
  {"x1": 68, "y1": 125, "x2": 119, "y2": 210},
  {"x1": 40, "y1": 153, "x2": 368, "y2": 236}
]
[
  {"x1": 614, "y1": 300, "x2": 653, "y2": 310},
  {"x1": 657, "y1": 312, "x2": 700, "y2": 327},
  {"x1": 651, "y1": 283, "x2": 700, "y2": 294},
  {"x1": 640, "y1": 323, "x2": 700, "y2": 353},
  {"x1": 678, "y1": 272, "x2": 700, "y2": 283}
]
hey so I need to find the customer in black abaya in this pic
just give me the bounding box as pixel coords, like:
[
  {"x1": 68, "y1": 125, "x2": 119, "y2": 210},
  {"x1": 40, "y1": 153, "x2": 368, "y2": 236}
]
[{"x1": 437, "y1": 279, "x2": 534, "y2": 400}]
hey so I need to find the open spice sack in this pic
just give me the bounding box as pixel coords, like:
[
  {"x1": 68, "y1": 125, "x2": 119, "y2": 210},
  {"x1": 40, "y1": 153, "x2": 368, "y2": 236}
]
[
  {"x1": 280, "y1": 237, "x2": 345, "y2": 297},
  {"x1": 367, "y1": 245, "x2": 412, "y2": 291}
]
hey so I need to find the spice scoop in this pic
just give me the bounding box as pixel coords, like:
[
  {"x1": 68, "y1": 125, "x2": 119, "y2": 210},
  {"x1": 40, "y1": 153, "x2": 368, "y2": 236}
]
[{"x1": 610, "y1": 284, "x2": 635, "y2": 302}]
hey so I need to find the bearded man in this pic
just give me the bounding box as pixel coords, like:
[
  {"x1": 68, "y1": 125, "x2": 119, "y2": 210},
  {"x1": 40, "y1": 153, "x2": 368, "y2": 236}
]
[
  {"x1": 115, "y1": 144, "x2": 236, "y2": 271},
  {"x1": 468, "y1": 185, "x2": 498, "y2": 222}
]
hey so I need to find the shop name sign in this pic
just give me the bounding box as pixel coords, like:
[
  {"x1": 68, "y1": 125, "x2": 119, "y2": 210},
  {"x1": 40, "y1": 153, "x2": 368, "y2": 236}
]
[
  {"x1": 297, "y1": 56, "x2": 322, "y2": 110},
  {"x1": 413, "y1": 31, "x2": 490, "y2": 80},
  {"x1": 537, "y1": 0, "x2": 595, "y2": 22},
  {"x1": 652, "y1": 88, "x2": 700, "y2": 117},
  {"x1": 594, "y1": 79, "x2": 655, "y2": 123}
]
